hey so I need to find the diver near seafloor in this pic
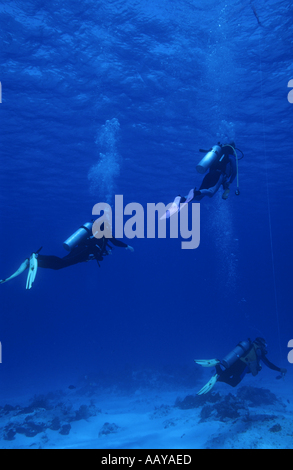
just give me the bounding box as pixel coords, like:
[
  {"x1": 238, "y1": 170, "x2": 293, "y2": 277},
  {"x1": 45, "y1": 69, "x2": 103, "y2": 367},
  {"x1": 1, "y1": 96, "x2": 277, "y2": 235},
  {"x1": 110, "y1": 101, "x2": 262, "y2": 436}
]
[
  {"x1": 0, "y1": 221, "x2": 134, "y2": 290},
  {"x1": 194, "y1": 337, "x2": 287, "y2": 395},
  {"x1": 161, "y1": 141, "x2": 243, "y2": 220}
]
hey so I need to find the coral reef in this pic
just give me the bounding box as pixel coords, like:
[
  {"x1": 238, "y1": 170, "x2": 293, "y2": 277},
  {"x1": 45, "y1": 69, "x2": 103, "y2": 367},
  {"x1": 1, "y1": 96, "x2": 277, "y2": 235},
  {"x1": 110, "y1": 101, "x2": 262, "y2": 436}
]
[
  {"x1": 175, "y1": 386, "x2": 286, "y2": 427},
  {"x1": 98, "y1": 422, "x2": 120, "y2": 437},
  {"x1": 0, "y1": 392, "x2": 100, "y2": 442}
]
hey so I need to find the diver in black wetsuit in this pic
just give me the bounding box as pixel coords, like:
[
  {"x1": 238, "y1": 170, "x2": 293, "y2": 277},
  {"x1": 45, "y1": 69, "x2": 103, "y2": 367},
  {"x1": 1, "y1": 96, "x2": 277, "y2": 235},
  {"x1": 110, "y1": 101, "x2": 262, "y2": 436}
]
[
  {"x1": 37, "y1": 235, "x2": 131, "y2": 270},
  {"x1": 181, "y1": 141, "x2": 238, "y2": 203},
  {"x1": 0, "y1": 222, "x2": 134, "y2": 289},
  {"x1": 194, "y1": 337, "x2": 287, "y2": 395},
  {"x1": 162, "y1": 142, "x2": 241, "y2": 219}
]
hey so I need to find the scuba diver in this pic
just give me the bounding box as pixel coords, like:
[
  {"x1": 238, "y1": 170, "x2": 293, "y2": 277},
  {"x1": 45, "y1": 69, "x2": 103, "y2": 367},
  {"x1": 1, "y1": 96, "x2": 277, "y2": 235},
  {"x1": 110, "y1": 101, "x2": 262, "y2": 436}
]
[
  {"x1": 162, "y1": 141, "x2": 242, "y2": 219},
  {"x1": 0, "y1": 222, "x2": 134, "y2": 290},
  {"x1": 194, "y1": 337, "x2": 287, "y2": 395}
]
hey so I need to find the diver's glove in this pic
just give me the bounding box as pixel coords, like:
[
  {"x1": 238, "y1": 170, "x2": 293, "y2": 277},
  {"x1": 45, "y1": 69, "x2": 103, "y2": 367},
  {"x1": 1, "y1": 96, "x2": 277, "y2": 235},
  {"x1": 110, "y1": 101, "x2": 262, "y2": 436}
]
[
  {"x1": 194, "y1": 359, "x2": 220, "y2": 368},
  {"x1": 280, "y1": 368, "x2": 287, "y2": 377},
  {"x1": 197, "y1": 373, "x2": 220, "y2": 395}
]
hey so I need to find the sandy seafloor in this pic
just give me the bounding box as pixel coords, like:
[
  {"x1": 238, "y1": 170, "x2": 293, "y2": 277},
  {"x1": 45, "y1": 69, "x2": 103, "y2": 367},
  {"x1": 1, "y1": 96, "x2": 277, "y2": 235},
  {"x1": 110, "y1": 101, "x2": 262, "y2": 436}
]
[{"x1": 0, "y1": 367, "x2": 292, "y2": 450}]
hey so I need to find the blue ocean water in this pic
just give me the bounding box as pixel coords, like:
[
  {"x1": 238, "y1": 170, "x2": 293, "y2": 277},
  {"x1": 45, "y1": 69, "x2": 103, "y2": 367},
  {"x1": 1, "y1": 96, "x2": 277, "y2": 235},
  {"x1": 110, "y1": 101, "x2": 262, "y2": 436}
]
[{"x1": 0, "y1": 0, "x2": 293, "y2": 448}]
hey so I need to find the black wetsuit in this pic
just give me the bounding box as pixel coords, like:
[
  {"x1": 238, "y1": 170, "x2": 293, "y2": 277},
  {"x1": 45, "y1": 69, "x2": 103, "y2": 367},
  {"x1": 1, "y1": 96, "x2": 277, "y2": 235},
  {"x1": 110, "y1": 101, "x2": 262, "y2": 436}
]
[
  {"x1": 199, "y1": 149, "x2": 236, "y2": 194},
  {"x1": 215, "y1": 347, "x2": 282, "y2": 388},
  {"x1": 179, "y1": 147, "x2": 237, "y2": 203},
  {"x1": 37, "y1": 236, "x2": 128, "y2": 270}
]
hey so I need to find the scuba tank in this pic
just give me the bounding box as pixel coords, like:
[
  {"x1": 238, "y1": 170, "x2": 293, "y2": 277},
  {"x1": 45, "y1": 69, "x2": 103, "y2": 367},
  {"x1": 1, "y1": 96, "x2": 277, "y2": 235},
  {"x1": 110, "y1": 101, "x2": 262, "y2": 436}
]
[
  {"x1": 63, "y1": 222, "x2": 93, "y2": 251},
  {"x1": 196, "y1": 144, "x2": 223, "y2": 174},
  {"x1": 221, "y1": 340, "x2": 251, "y2": 370}
]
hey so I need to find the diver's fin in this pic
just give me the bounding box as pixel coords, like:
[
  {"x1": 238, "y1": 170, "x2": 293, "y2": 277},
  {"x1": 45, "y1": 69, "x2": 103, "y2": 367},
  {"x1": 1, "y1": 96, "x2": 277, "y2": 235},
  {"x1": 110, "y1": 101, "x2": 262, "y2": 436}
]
[
  {"x1": 0, "y1": 259, "x2": 29, "y2": 284},
  {"x1": 196, "y1": 374, "x2": 219, "y2": 395},
  {"x1": 125, "y1": 245, "x2": 134, "y2": 252},
  {"x1": 26, "y1": 253, "x2": 38, "y2": 290},
  {"x1": 179, "y1": 189, "x2": 202, "y2": 213},
  {"x1": 185, "y1": 188, "x2": 196, "y2": 204},
  {"x1": 160, "y1": 196, "x2": 182, "y2": 220},
  {"x1": 194, "y1": 359, "x2": 220, "y2": 368},
  {"x1": 160, "y1": 209, "x2": 170, "y2": 220}
]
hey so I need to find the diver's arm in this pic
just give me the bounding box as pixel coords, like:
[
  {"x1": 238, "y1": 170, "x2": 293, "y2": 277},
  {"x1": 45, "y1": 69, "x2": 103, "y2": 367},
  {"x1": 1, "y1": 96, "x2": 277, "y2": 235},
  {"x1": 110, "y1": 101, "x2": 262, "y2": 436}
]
[{"x1": 261, "y1": 355, "x2": 282, "y2": 372}]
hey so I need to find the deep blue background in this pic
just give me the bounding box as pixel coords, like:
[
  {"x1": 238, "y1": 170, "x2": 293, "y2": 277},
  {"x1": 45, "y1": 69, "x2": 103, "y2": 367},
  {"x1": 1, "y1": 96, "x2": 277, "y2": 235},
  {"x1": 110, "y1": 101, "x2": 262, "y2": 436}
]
[{"x1": 0, "y1": 0, "x2": 292, "y2": 397}]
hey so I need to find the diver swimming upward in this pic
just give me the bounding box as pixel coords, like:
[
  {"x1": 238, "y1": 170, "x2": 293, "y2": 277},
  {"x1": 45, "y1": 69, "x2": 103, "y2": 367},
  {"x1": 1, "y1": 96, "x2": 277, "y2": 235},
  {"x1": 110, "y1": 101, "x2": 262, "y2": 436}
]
[
  {"x1": 161, "y1": 142, "x2": 243, "y2": 219},
  {"x1": 0, "y1": 222, "x2": 134, "y2": 290}
]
